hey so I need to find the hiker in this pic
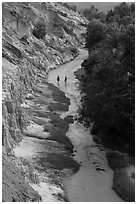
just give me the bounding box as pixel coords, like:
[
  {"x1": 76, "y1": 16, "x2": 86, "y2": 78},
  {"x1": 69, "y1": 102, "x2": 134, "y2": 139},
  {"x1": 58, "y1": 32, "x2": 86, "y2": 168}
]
[
  {"x1": 65, "y1": 76, "x2": 67, "y2": 84},
  {"x1": 57, "y1": 76, "x2": 60, "y2": 85}
]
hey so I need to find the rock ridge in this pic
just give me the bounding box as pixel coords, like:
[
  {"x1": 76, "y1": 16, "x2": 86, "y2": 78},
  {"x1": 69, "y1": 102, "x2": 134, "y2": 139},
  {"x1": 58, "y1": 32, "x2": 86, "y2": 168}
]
[{"x1": 2, "y1": 2, "x2": 87, "y2": 201}]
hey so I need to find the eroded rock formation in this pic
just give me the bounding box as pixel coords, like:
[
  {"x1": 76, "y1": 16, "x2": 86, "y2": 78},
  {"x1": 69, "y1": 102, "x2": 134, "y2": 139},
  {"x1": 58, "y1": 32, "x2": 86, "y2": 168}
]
[{"x1": 2, "y1": 2, "x2": 87, "y2": 201}]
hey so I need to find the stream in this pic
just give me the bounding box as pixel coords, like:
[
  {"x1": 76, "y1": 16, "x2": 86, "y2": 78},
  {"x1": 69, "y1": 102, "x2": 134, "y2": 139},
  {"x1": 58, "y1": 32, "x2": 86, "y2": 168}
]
[{"x1": 48, "y1": 49, "x2": 123, "y2": 202}]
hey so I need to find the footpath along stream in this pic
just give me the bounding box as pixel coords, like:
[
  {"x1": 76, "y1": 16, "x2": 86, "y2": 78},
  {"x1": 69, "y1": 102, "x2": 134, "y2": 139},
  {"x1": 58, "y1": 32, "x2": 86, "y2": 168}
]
[{"x1": 48, "y1": 49, "x2": 123, "y2": 202}]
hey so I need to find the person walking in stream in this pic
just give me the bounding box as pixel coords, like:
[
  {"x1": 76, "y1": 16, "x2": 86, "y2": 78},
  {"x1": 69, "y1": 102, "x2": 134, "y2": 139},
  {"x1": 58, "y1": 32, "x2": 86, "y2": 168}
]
[
  {"x1": 57, "y1": 76, "x2": 60, "y2": 85},
  {"x1": 65, "y1": 76, "x2": 67, "y2": 85}
]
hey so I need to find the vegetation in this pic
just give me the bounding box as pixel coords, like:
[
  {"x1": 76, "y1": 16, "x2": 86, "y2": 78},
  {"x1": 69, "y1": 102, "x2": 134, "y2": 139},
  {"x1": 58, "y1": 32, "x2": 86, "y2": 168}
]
[
  {"x1": 32, "y1": 22, "x2": 46, "y2": 39},
  {"x1": 61, "y1": 3, "x2": 77, "y2": 12},
  {"x1": 79, "y1": 3, "x2": 135, "y2": 154},
  {"x1": 106, "y1": 2, "x2": 135, "y2": 25},
  {"x1": 85, "y1": 20, "x2": 106, "y2": 50},
  {"x1": 82, "y1": 5, "x2": 105, "y2": 22}
]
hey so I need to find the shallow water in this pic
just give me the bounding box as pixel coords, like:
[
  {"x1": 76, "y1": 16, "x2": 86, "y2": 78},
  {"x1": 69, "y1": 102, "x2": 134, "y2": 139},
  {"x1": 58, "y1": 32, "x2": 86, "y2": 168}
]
[{"x1": 48, "y1": 49, "x2": 123, "y2": 202}]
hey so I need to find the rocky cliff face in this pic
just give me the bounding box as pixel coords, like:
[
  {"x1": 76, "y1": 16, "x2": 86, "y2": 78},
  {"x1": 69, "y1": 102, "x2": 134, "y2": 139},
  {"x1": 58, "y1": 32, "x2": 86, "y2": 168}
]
[{"x1": 2, "y1": 2, "x2": 87, "y2": 201}]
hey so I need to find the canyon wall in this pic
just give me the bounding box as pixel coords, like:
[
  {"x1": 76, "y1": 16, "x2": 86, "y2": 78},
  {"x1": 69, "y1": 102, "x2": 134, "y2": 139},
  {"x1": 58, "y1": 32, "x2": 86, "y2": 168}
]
[{"x1": 2, "y1": 2, "x2": 87, "y2": 201}]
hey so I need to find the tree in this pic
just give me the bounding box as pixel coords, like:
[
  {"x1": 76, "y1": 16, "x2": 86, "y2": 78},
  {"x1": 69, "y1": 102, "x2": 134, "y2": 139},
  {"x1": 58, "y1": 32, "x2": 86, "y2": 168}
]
[
  {"x1": 120, "y1": 25, "x2": 135, "y2": 74},
  {"x1": 82, "y1": 5, "x2": 104, "y2": 21},
  {"x1": 79, "y1": 4, "x2": 135, "y2": 154},
  {"x1": 106, "y1": 2, "x2": 135, "y2": 25},
  {"x1": 85, "y1": 20, "x2": 106, "y2": 51}
]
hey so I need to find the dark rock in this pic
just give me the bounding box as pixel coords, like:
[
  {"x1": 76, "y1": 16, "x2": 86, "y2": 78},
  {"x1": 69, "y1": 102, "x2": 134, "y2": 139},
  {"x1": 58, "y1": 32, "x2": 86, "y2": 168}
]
[
  {"x1": 37, "y1": 153, "x2": 80, "y2": 173},
  {"x1": 4, "y1": 41, "x2": 22, "y2": 58},
  {"x1": 46, "y1": 112, "x2": 69, "y2": 132},
  {"x1": 106, "y1": 151, "x2": 132, "y2": 170},
  {"x1": 64, "y1": 115, "x2": 74, "y2": 124},
  {"x1": 48, "y1": 102, "x2": 69, "y2": 112},
  {"x1": 107, "y1": 151, "x2": 135, "y2": 201},
  {"x1": 113, "y1": 168, "x2": 135, "y2": 202},
  {"x1": 5, "y1": 101, "x2": 13, "y2": 114},
  {"x1": 46, "y1": 135, "x2": 74, "y2": 153},
  {"x1": 48, "y1": 83, "x2": 70, "y2": 105},
  {"x1": 96, "y1": 167, "x2": 105, "y2": 172},
  {"x1": 25, "y1": 94, "x2": 35, "y2": 100}
]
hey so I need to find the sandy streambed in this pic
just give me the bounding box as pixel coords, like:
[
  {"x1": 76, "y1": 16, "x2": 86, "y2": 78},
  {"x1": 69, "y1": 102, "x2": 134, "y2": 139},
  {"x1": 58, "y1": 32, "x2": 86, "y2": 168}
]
[
  {"x1": 13, "y1": 82, "x2": 78, "y2": 202},
  {"x1": 65, "y1": 123, "x2": 123, "y2": 202},
  {"x1": 13, "y1": 48, "x2": 133, "y2": 202},
  {"x1": 48, "y1": 48, "x2": 123, "y2": 202}
]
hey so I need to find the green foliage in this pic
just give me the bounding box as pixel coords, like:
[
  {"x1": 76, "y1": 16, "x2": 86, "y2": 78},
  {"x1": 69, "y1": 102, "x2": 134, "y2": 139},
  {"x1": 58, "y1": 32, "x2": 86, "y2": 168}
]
[
  {"x1": 106, "y1": 3, "x2": 135, "y2": 25},
  {"x1": 120, "y1": 25, "x2": 135, "y2": 73},
  {"x1": 79, "y1": 4, "x2": 135, "y2": 154},
  {"x1": 82, "y1": 5, "x2": 105, "y2": 21},
  {"x1": 32, "y1": 22, "x2": 46, "y2": 39},
  {"x1": 85, "y1": 20, "x2": 106, "y2": 50}
]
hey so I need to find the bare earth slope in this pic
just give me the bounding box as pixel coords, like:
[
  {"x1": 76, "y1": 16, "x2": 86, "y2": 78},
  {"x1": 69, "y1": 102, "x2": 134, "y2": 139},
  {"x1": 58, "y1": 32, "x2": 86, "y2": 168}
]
[{"x1": 2, "y1": 2, "x2": 87, "y2": 201}]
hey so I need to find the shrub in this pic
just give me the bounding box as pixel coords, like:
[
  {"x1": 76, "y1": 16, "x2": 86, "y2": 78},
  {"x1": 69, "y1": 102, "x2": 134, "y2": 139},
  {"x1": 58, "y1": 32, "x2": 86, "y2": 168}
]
[
  {"x1": 71, "y1": 47, "x2": 78, "y2": 55},
  {"x1": 32, "y1": 23, "x2": 46, "y2": 39},
  {"x1": 86, "y1": 20, "x2": 106, "y2": 50}
]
